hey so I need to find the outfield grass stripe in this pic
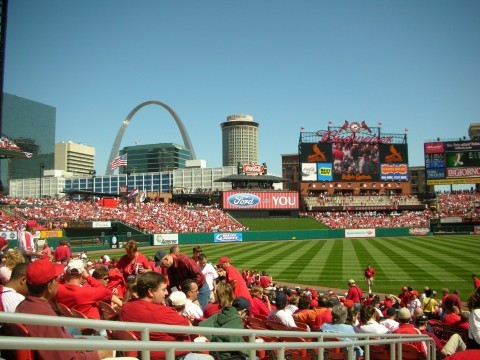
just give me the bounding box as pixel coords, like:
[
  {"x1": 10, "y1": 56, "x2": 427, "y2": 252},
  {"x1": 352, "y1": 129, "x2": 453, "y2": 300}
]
[
  {"x1": 261, "y1": 241, "x2": 319, "y2": 276},
  {"x1": 387, "y1": 237, "x2": 475, "y2": 280},
  {"x1": 293, "y1": 240, "x2": 331, "y2": 281},
  {"x1": 342, "y1": 239, "x2": 364, "y2": 280}
]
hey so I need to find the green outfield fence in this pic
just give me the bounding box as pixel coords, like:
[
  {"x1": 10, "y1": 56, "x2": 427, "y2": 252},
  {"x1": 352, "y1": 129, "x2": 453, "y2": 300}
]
[{"x1": 17, "y1": 226, "x2": 418, "y2": 252}]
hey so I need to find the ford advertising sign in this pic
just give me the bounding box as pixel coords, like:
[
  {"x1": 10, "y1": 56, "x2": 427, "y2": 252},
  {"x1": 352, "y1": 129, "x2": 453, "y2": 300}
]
[
  {"x1": 223, "y1": 191, "x2": 299, "y2": 210},
  {"x1": 227, "y1": 193, "x2": 261, "y2": 207}
]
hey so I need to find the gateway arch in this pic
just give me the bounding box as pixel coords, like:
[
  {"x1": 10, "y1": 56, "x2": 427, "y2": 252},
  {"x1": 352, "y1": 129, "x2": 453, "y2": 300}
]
[{"x1": 105, "y1": 101, "x2": 196, "y2": 175}]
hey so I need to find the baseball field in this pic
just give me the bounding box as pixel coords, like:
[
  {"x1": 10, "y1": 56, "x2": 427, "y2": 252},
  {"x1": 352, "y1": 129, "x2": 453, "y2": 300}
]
[{"x1": 103, "y1": 218, "x2": 479, "y2": 301}]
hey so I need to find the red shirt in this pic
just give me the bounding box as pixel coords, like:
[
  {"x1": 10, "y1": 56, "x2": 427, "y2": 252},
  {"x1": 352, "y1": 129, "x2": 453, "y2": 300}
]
[
  {"x1": 116, "y1": 252, "x2": 151, "y2": 280},
  {"x1": 16, "y1": 295, "x2": 99, "y2": 360},
  {"x1": 56, "y1": 277, "x2": 112, "y2": 319},
  {"x1": 443, "y1": 313, "x2": 461, "y2": 326},
  {"x1": 250, "y1": 297, "x2": 270, "y2": 317},
  {"x1": 364, "y1": 267, "x2": 375, "y2": 279},
  {"x1": 54, "y1": 245, "x2": 71, "y2": 262},
  {"x1": 393, "y1": 323, "x2": 427, "y2": 356},
  {"x1": 203, "y1": 302, "x2": 222, "y2": 318},
  {"x1": 225, "y1": 265, "x2": 253, "y2": 303},
  {"x1": 314, "y1": 308, "x2": 332, "y2": 330},
  {"x1": 121, "y1": 298, "x2": 191, "y2": 360},
  {"x1": 346, "y1": 285, "x2": 363, "y2": 303},
  {"x1": 166, "y1": 256, "x2": 206, "y2": 290},
  {"x1": 474, "y1": 277, "x2": 480, "y2": 289},
  {"x1": 259, "y1": 276, "x2": 271, "y2": 289},
  {"x1": 0, "y1": 237, "x2": 8, "y2": 251},
  {"x1": 107, "y1": 268, "x2": 127, "y2": 299}
]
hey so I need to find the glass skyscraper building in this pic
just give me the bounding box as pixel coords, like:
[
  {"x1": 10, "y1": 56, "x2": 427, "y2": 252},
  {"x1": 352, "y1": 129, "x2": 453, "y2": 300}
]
[
  {"x1": 1, "y1": 93, "x2": 56, "y2": 192},
  {"x1": 119, "y1": 143, "x2": 191, "y2": 175}
]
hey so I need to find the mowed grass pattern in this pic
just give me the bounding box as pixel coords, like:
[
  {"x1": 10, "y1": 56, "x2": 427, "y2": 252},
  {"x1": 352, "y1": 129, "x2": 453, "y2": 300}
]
[{"x1": 129, "y1": 235, "x2": 480, "y2": 301}]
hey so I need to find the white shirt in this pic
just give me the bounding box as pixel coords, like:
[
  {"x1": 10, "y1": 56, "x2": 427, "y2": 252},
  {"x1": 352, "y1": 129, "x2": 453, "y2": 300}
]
[
  {"x1": 183, "y1": 299, "x2": 204, "y2": 319},
  {"x1": 359, "y1": 320, "x2": 389, "y2": 334},
  {"x1": 285, "y1": 304, "x2": 298, "y2": 315},
  {"x1": 17, "y1": 230, "x2": 38, "y2": 261},
  {"x1": 1, "y1": 286, "x2": 25, "y2": 312},
  {"x1": 268, "y1": 309, "x2": 297, "y2": 327},
  {"x1": 380, "y1": 318, "x2": 399, "y2": 333},
  {"x1": 407, "y1": 298, "x2": 421, "y2": 315},
  {"x1": 200, "y1": 262, "x2": 218, "y2": 291},
  {"x1": 469, "y1": 308, "x2": 480, "y2": 344}
]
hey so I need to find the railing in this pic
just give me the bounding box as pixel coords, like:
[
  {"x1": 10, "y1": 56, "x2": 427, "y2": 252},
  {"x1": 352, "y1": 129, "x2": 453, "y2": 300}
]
[{"x1": 0, "y1": 312, "x2": 436, "y2": 360}]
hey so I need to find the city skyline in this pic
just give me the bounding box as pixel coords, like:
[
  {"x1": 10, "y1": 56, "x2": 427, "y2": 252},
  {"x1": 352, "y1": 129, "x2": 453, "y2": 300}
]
[{"x1": 4, "y1": 1, "x2": 480, "y2": 178}]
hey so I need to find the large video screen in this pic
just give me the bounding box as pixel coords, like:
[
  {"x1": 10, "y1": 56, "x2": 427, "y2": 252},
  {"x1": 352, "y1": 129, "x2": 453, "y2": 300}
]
[
  {"x1": 300, "y1": 142, "x2": 409, "y2": 182},
  {"x1": 425, "y1": 140, "x2": 480, "y2": 185}
]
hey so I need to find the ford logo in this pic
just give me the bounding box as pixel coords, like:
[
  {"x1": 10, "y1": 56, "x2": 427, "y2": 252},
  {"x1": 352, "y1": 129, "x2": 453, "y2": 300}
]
[{"x1": 227, "y1": 194, "x2": 260, "y2": 207}]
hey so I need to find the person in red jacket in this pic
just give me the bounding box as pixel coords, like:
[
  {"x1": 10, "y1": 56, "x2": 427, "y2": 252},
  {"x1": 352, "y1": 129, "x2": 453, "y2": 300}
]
[
  {"x1": 120, "y1": 272, "x2": 213, "y2": 360},
  {"x1": 346, "y1": 279, "x2": 363, "y2": 309},
  {"x1": 393, "y1": 308, "x2": 427, "y2": 357},
  {"x1": 364, "y1": 264, "x2": 375, "y2": 294},
  {"x1": 16, "y1": 259, "x2": 111, "y2": 359}
]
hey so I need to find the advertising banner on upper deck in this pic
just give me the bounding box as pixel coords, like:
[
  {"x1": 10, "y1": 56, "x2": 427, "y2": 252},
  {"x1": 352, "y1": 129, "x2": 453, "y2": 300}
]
[{"x1": 222, "y1": 191, "x2": 299, "y2": 210}]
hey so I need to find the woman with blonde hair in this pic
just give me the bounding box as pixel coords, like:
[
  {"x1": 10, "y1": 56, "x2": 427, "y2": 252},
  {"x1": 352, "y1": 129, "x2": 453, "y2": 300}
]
[
  {"x1": 115, "y1": 240, "x2": 151, "y2": 281},
  {"x1": 203, "y1": 282, "x2": 234, "y2": 318},
  {"x1": 0, "y1": 249, "x2": 25, "y2": 284},
  {"x1": 250, "y1": 285, "x2": 271, "y2": 317}
]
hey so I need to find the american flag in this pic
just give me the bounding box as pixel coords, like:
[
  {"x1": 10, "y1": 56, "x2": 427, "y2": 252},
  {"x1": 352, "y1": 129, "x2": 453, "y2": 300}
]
[{"x1": 110, "y1": 154, "x2": 127, "y2": 171}]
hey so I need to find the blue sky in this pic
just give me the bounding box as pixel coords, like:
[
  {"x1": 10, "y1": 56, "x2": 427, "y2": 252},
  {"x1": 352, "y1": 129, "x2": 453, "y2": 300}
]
[{"x1": 4, "y1": 1, "x2": 480, "y2": 178}]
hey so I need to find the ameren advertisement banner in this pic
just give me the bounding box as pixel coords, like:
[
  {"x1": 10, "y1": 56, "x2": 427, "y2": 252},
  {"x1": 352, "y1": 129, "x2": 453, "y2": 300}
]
[
  {"x1": 154, "y1": 234, "x2": 179, "y2": 246},
  {"x1": 222, "y1": 191, "x2": 299, "y2": 210}
]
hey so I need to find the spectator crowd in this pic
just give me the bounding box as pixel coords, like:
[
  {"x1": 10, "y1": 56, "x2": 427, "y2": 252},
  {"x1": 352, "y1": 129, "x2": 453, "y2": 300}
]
[{"x1": 2, "y1": 242, "x2": 480, "y2": 359}]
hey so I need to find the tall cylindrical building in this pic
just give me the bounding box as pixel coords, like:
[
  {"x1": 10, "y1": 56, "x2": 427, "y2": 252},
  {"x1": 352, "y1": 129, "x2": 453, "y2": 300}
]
[{"x1": 221, "y1": 114, "x2": 259, "y2": 167}]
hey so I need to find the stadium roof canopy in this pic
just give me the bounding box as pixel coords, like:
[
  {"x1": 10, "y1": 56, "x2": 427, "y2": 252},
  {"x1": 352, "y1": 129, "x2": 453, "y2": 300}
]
[
  {"x1": 214, "y1": 174, "x2": 288, "y2": 183},
  {"x1": 62, "y1": 189, "x2": 121, "y2": 198},
  {"x1": 0, "y1": 149, "x2": 31, "y2": 159}
]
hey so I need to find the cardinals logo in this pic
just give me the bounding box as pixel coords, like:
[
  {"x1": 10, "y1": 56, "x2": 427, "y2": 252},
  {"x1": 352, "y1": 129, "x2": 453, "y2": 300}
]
[
  {"x1": 385, "y1": 145, "x2": 403, "y2": 162},
  {"x1": 307, "y1": 144, "x2": 327, "y2": 162}
]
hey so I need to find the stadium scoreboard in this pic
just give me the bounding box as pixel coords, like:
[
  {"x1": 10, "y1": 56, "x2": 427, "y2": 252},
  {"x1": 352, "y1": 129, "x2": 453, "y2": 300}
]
[
  {"x1": 299, "y1": 121, "x2": 409, "y2": 183},
  {"x1": 425, "y1": 140, "x2": 480, "y2": 185}
]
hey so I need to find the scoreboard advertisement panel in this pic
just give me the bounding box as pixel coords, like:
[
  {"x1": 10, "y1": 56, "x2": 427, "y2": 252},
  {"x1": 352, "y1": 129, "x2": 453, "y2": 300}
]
[
  {"x1": 425, "y1": 140, "x2": 480, "y2": 185},
  {"x1": 299, "y1": 121, "x2": 409, "y2": 182}
]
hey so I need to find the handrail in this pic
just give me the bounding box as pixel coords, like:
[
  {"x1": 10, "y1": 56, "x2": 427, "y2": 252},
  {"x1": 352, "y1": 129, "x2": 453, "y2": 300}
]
[{"x1": 0, "y1": 312, "x2": 436, "y2": 360}]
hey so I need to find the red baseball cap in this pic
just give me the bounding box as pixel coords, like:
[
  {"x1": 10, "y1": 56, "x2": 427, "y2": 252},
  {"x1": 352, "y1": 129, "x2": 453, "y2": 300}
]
[
  {"x1": 26, "y1": 259, "x2": 65, "y2": 286},
  {"x1": 26, "y1": 220, "x2": 38, "y2": 228},
  {"x1": 216, "y1": 257, "x2": 230, "y2": 266}
]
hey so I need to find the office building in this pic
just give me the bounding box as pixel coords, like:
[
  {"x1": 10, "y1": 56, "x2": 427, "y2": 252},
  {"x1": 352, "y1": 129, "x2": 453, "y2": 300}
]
[
  {"x1": 55, "y1": 141, "x2": 95, "y2": 176},
  {"x1": 469, "y1": 123, "x2": 480, "y2": 140},
  {"x1": 9, "y1": 166, "x2": 235, "y2": 199},
  {"x1": 1, "y1": 93, "x2": 56, "y2": 193},
  {"x1": 221, "y1": 114, "x2": 259, "y2": 167},
  {"x1": 119, "y1": 143, "x2": 191, "y2": 175},
  {"x1": 281, "y1": 153, "x2": 300, "y2": 191}
]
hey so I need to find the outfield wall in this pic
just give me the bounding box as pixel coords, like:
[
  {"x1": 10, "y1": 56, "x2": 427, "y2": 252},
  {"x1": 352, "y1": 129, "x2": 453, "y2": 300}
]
[{"x1": 6, "y1": 226, "x2": 423, "y2": 252}]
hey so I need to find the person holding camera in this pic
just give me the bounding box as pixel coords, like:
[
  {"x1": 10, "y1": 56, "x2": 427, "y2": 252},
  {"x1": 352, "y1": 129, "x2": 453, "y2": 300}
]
[{"x1": 249, "y1": 285, "x2": 271, "y2": 317}]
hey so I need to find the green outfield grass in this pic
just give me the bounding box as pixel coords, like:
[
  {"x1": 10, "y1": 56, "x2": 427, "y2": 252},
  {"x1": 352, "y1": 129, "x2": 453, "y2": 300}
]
[
  {"x1": 103, "y1": 234, "x2": 480, "y2": 302},
  {"x1": 241, "y1": 218, "x2": 330, "y2": 230}
]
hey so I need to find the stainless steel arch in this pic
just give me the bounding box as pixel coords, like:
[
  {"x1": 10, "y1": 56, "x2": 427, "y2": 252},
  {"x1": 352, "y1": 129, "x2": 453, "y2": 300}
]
[{"x1": 105, "y1": 101, "x2": 196, "y2": 175}]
